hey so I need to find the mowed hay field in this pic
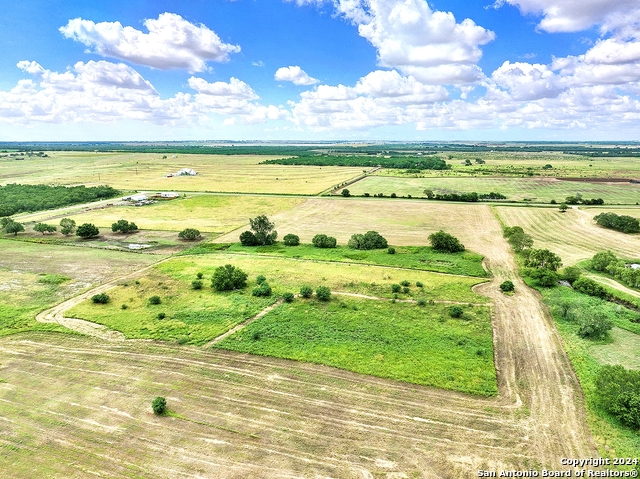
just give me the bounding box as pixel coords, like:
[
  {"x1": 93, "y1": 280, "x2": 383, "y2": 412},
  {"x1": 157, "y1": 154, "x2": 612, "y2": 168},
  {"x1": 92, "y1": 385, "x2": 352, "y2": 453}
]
[
  {"x1": 0, "y1": 152, "x2": 363, "y2": 194},
  {"x1": 63, "y1": 195, "x2": 307, "y2": 233},
  {"x1": 347, "y1": 176, "x2": 640, "y2": 204},
  {"x1": 494, "y1": 206, "x2": 640, "y2": 265},
  {"x1": 216, "y1": 198, "x2": 504, "y2": 257},
  {"x1": 0, "y1": 333, "x2": 534, "y2": 478}
]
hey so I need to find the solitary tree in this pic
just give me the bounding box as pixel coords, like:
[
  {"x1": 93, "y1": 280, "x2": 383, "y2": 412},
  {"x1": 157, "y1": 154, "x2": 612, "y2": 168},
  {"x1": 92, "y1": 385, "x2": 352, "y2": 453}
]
[
  {"x1": 249, "y1": 215, "x2": 277, "y2": 245},
  {"x1": 525, "y1": 249, "x2": 562, "y2": 271},
  {"x1": 341, "y1": 189, "x2": 351, "y2": 197},
  {"x1": 211, "y1": 264, "x2": 248, "y2": 291},
  {"x1": 34, "y1": 223, "x2": 57, "y2": 235},
  {"x1": 111, "y1": 219, "x2": 139, "y2": 233},
  {"x1": 59, "y1": 218, "x2": 76, "y2": 235},
  {"x1": 76, "y1": 223, "x2": 99, "y2": 239},
  {"x1": 312, "y1": 234, "x2": 337, "y2": 248},
  {"x1": 4, "y1": 220, "x2": 25, "y2": 236},
  {"x1": 559, "y1": 203, "x2": 568, "y2": 212},
  {"x1": 507, "y1": 231, "x2": 533, "y2": 252},
  {"x1": 283, "y1": 234, "x2": 300, "y2": 246},
  {"x1": 423, "y1": 189, "x2": 435, "y2": 199},
  {"x1": 152, "y1": 396, "x2": 167, "y2": 415},
  {"x1": 428, "y1": 230, "x2": 465, "y2": 253}
]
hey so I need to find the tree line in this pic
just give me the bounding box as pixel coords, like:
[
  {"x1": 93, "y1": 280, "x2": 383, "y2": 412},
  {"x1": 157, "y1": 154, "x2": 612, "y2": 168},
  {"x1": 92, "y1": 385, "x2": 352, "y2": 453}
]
[
  {"x1": 261, "y1": 155, "x2": 450, "y2": 170},
  {"x1": 0, "y1": 184, "x2": 120, "y2": 217}
]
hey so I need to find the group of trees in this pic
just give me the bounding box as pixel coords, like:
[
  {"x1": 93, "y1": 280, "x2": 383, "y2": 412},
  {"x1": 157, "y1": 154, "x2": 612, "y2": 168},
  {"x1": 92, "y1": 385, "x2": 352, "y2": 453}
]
[
  {"x1": 0, "y1": 184, "x2": 119, "y2": 217},
  {"x1": 504, "y1": 226, "x2": 534, "y2": 253},
  {"x1": 111, "y1": 219, "x2": 138, "y2": 234},
  {"x1": 428, "y1": 230, "x2": 465, "y2": 253},
  {"x1": 594, "y1": 212, "x2": 640, "y2": 234},
  {"x1": 347, "y1": 231, "x2": 388, "y2": 250},
  {"x1": 423, "y1": 190, "x2": 507, "y2": 202},
  {"x1": 239, "y1": 215, "x2": 277, "y2": 246},
  {"x1": 262, "y1": 155, "x2": 450, "y2": 170},
  {"x1": 595, "y1": 365, "x2": 640, "y2": 429},
  {"x1": 312, "y1": 234, "x2": 337, "y2": 248},
  {"x1": 591, "y1": 250, "x2": 640, "y2": 288},
  {"x1": 564, "y1": 194, "x2": 604, "y2": 205}
]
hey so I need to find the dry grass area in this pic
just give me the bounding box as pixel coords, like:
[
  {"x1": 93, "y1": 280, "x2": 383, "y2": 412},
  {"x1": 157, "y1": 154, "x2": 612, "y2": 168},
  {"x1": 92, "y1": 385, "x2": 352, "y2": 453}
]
[
  {"x1": 0, "y1": 152, "x2": 362, "y2": 194},
  {"x1": 59, "y1": 195, "x2": 306, "y2": 233},
  {"x1": 216, "y1": 198, "x2": 501, "y2": 256},
  {"x1": 589, "y1": 327, "x2": 640, "y2": 370},
  {"x1": 0, "y1": 333, "x2": 534, "y2": 478},
  {"x1": 494, "y1": 206, "x2": 640, "y2": 265}
]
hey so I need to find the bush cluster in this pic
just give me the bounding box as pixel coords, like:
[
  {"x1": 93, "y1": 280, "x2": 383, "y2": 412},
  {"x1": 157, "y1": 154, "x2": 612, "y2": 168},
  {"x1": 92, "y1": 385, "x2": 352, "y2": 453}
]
[
  {"x1": 347, "y1": 231, "x2": 388, "y2": 250},
  {"x1": 76, "y1": 223, "x2": 99, "y2": 239},
  {"x1": 594, "y1": 212, "x2": 640, "y2": 234},
  {"x1": 283, "y1": 234, "x2": 300, "y2": 246},
  {"x1": 312, "y1": 234, "x2": 337, "y2": 248},
  {"x1": 428, "y1": 230, "x2": 465, "y2": 253},
  {"x1": 240, "y1": 215, "x2": 277, "y2": 246},
  {"x1": 595, "y1": 365, "x2": 640, "y2": 429},
  {"x1": 591, "y1": 251, "x2": 640, "y2": 289},
  {"x1": 112, "y1": 219, "x2": 138, "y2": 233},
  {"x1": 91, "y1": 293, "x2": 110, "y2": 304},
  {"x1": 211, "y1": 264, "x2": 248, "y2": 291},
  {"x1": 179, "y1": 228, "x2": 201, "y2": 240}
]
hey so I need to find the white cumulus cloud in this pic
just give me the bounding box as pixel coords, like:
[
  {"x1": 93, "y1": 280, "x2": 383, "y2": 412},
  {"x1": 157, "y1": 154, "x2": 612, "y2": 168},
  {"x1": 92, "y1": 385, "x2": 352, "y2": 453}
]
[
  {"x1": 60, "y1": 13, "x2": 241, "y2": 72},
  {"x1": 275, "y1": 66, "x2": 320, "y2": 85}
]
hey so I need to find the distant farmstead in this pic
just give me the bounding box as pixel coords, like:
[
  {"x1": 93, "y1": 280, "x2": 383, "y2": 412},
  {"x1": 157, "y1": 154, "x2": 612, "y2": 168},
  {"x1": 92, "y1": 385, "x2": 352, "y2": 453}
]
[
  {"x1": 156, "y1": 192, "x2": 179, "y2": 199},
  {"x1": 166, "y1": 168, "x2": 197, "y2": 177}
]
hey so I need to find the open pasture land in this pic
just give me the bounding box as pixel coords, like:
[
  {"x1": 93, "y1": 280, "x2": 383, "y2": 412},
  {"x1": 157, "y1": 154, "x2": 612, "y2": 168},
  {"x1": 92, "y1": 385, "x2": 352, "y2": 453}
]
[
  {"x1": 494, "y1": 206, "x2": 640, "y2": 265},
  {"x1": 347, "y1": 176, "x2": 640, "y2": 204},
  {"x1": 216, "y1": 198, "x2": 504, "y2": 256},
  {"x1": 0, "y1": 240, "x2": 161, "y2": 337},
  {"x1": 0, "y1": 151, "x2": 363, "y2": 194},
  {"x1": 66, "y1": 253, "x2": 488, "y2": 345},
  {"x1": 0, "y1": 333, "x2": 536, "y2": 478},
  {"x1": 590, "y1": 327, "x2": 640, "y2": 370},
  {"x1": 215, "y1": 298, "x2": 497, "y2": 396},
  {"x1": 59, "y1": 194, "x2": 306, "y2": 234},
  {"x1": 219, "y1": 242, "x2": 487, "y2": 277}
]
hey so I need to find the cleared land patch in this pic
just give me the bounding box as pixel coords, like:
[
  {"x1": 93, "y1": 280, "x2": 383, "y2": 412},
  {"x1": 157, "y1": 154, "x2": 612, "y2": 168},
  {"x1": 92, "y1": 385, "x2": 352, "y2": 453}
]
[
  {"x1": 494, "y1": 206, "x2": 640, "y2": 265},
  {"x1": 215, "y1": 199, "x2": 503, "y2": 257},
  {"x1": 189, "y1": 243, "x2": 487, "y2": 277},
  {"x1": 590, "y1": 327, "x2": 640, "y2": 370},
  {"x1": 347, "y1": 176, "x2": 640, "y2": 204},
  {"x1": 214, "y1": 298, "x2": 497, "y2": 395},
  {"x1": 0, "y1": 333, "x2": 536, "y2": 478},
  {"x1": 0, "y1": 152, "x2": 362, "y2": 194}
]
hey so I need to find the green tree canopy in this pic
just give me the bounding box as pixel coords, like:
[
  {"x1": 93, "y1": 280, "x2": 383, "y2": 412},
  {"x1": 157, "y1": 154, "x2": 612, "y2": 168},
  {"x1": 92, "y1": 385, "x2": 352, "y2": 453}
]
[
  {"x1": 76, "y1": 223, "x2": 99, "y2": 239},
  {"x1": 211, "y1": 264, "x2": 248, "y2": 291},
  {"x1": 428, "y1": 230, "x2": 465, "y2": 253}
]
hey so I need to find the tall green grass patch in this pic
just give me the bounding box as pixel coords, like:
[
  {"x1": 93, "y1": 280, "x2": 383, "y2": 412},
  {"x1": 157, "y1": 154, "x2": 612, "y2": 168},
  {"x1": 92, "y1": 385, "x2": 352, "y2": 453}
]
[{"x1": 214, "y1": 299, "x2": 497, "y2": 396}]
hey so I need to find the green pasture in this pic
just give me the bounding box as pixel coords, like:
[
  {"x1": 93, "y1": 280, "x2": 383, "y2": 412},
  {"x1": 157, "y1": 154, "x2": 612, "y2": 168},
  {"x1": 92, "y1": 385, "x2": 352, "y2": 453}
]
[
  {"x1": 346, "y1": 176, "x2": 640, "y2": 204},
  {"x1": 214, "y1": 298, "x2": 497, "y2": 396},
  {"x1": 185, "y1": 243, "x2": 487, "y2": 277}
]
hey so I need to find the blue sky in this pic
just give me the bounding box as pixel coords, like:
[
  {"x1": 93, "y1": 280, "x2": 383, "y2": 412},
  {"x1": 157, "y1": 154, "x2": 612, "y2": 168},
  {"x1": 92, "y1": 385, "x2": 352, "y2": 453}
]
[{"x1": 0, "y1": 0, "x2": 638, "y2": 141}]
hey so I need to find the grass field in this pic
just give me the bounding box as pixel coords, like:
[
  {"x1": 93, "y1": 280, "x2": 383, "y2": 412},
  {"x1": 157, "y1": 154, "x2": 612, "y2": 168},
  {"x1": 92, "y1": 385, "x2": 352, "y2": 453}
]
[
  {"x1": 494, "y1": 206, "x2": 640, "y2": 265},
  {"x1": 187, "y1": 243, "x2": 488, "y2": 277},
  {"x1": 66, "y1": 253, "x2": 487, "y2": 344},
  {"x1": 60, "y1": 194, "x2": 307, "y2": 233},
  {"x1": 0, "y1": 239, "x2": 161, "y2": 337},
  {"x1": 347, "y1": 176, "x2": 640, "y2": 204},
  {"x1": 215, "y1": 199, "x2": 504, "y2": 257},
  {"x1": 590, "y1": 327, "x2": 640, "y2": 370},
  {"x1": 215, "y1": 298, "x2": 497, "y2": 395},
  {"x1": 0, "y1": 152, "x2": 362, "y2": 194}
]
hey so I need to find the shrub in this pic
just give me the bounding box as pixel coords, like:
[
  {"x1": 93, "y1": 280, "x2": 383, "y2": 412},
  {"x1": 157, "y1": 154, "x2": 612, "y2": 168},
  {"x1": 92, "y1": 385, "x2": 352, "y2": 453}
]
[
  {"x1": 363, "y1": 192, "x2": 370, "y2": 197},
  {"x1": 239, "y1": 230, "x2": 258, "y2": 246},
  {"x1": 577, "y1": 312, "x2": 613, "y2": 339},
  {"x1": 417, "y1": 299, "x2": 427, "y2": 306},
  {"x1": 348, "y1": 231, "x2": 388, "y2": 250},
  {"x1": 211, "y1": 264, "x2": 248, "y2": 291},
  {"x1": 111, "y1": 219, "x2": 138, "y2": 233},
  {"x1": 341, "y1": 189, "x2": 350, "y2": 197},
  {"x1": 148, "y1": 295, "x2": 162, "y2": 305},
  {"x1": 178, "y1": 228, "x2": 201, "y2": 241},
  {"x1": 449, "y1": 306, "x2": 464, "y2": 318},
  {"x1": 499, "y1": 280, "x2": 515, "y2": 292},
  {"x1": 152, "y1": 397, "x2": 167, "y2": 415},
  {"x1": 316, "y1": 286, "x2": 331, "y2": 301},
  {"x1": 191, "y1": 280, "x2": 203, "y2": 290},
  {"x1": 573, "y1": 277, "x2": 607, "y2": 299},
  {"x1": 391, "y1": 284, "x2": 401, "y2": 293},
  {"x1": 282, "y1": 292, "x2": 294, "y2": 303},
  {"x1": 530, "y1": 268, "x2": 559, "y2": 287},
  {"x1": 595, "y1": 365, "x2": 640, "y2": 428},
  {"x1": 91, "y1": 293, "x2": 110, "y2": 304},
  {"x1": 591, "y1": 251, "x2": 617, "y2": 271},
  {"x1": 561, "y1": 266, "x2": 582, "y2": 284},
  {"x1": 400, "y1": 280, "x2": 410, "y2": 287},
  {"x1": 390, "y1": 193, "x2": 397, "y2": 198},
  {"x1": 283, "y1": 234, "x2": 300, "y2": 246},
  {"x1": 300, "y1": 285, "x2": 313, "y2": 298},
  {"x1": 76, "y1": 223, "x2": 99, "y2": 239},
  {"x1": 157, "y1": 312, "x2": 166, "y2": 320},
  {"x1": 256, "y1": 275, "x2": 267, "y2": 285},
  {"x1": 416, "y1": 281, "x2": 423, "y2": 288},
  {"x1": 196, "y1": 272, "x2": 203, "y2": 279},
  {"x1": 402, "y1": 286, "x2": 410, "y2": 294},
  {"x1": 312, "y1": 234, "x2": 337, "y2": 248},
  {"x1": 428, "y1": 230, "x2": 465, "y2": 253},
  {"x1": 252, "y1": 282, "x2": 272, "y2": 297},
  {"x1": 387, "y1": 247, "x2": 396, "y2": 254}
]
